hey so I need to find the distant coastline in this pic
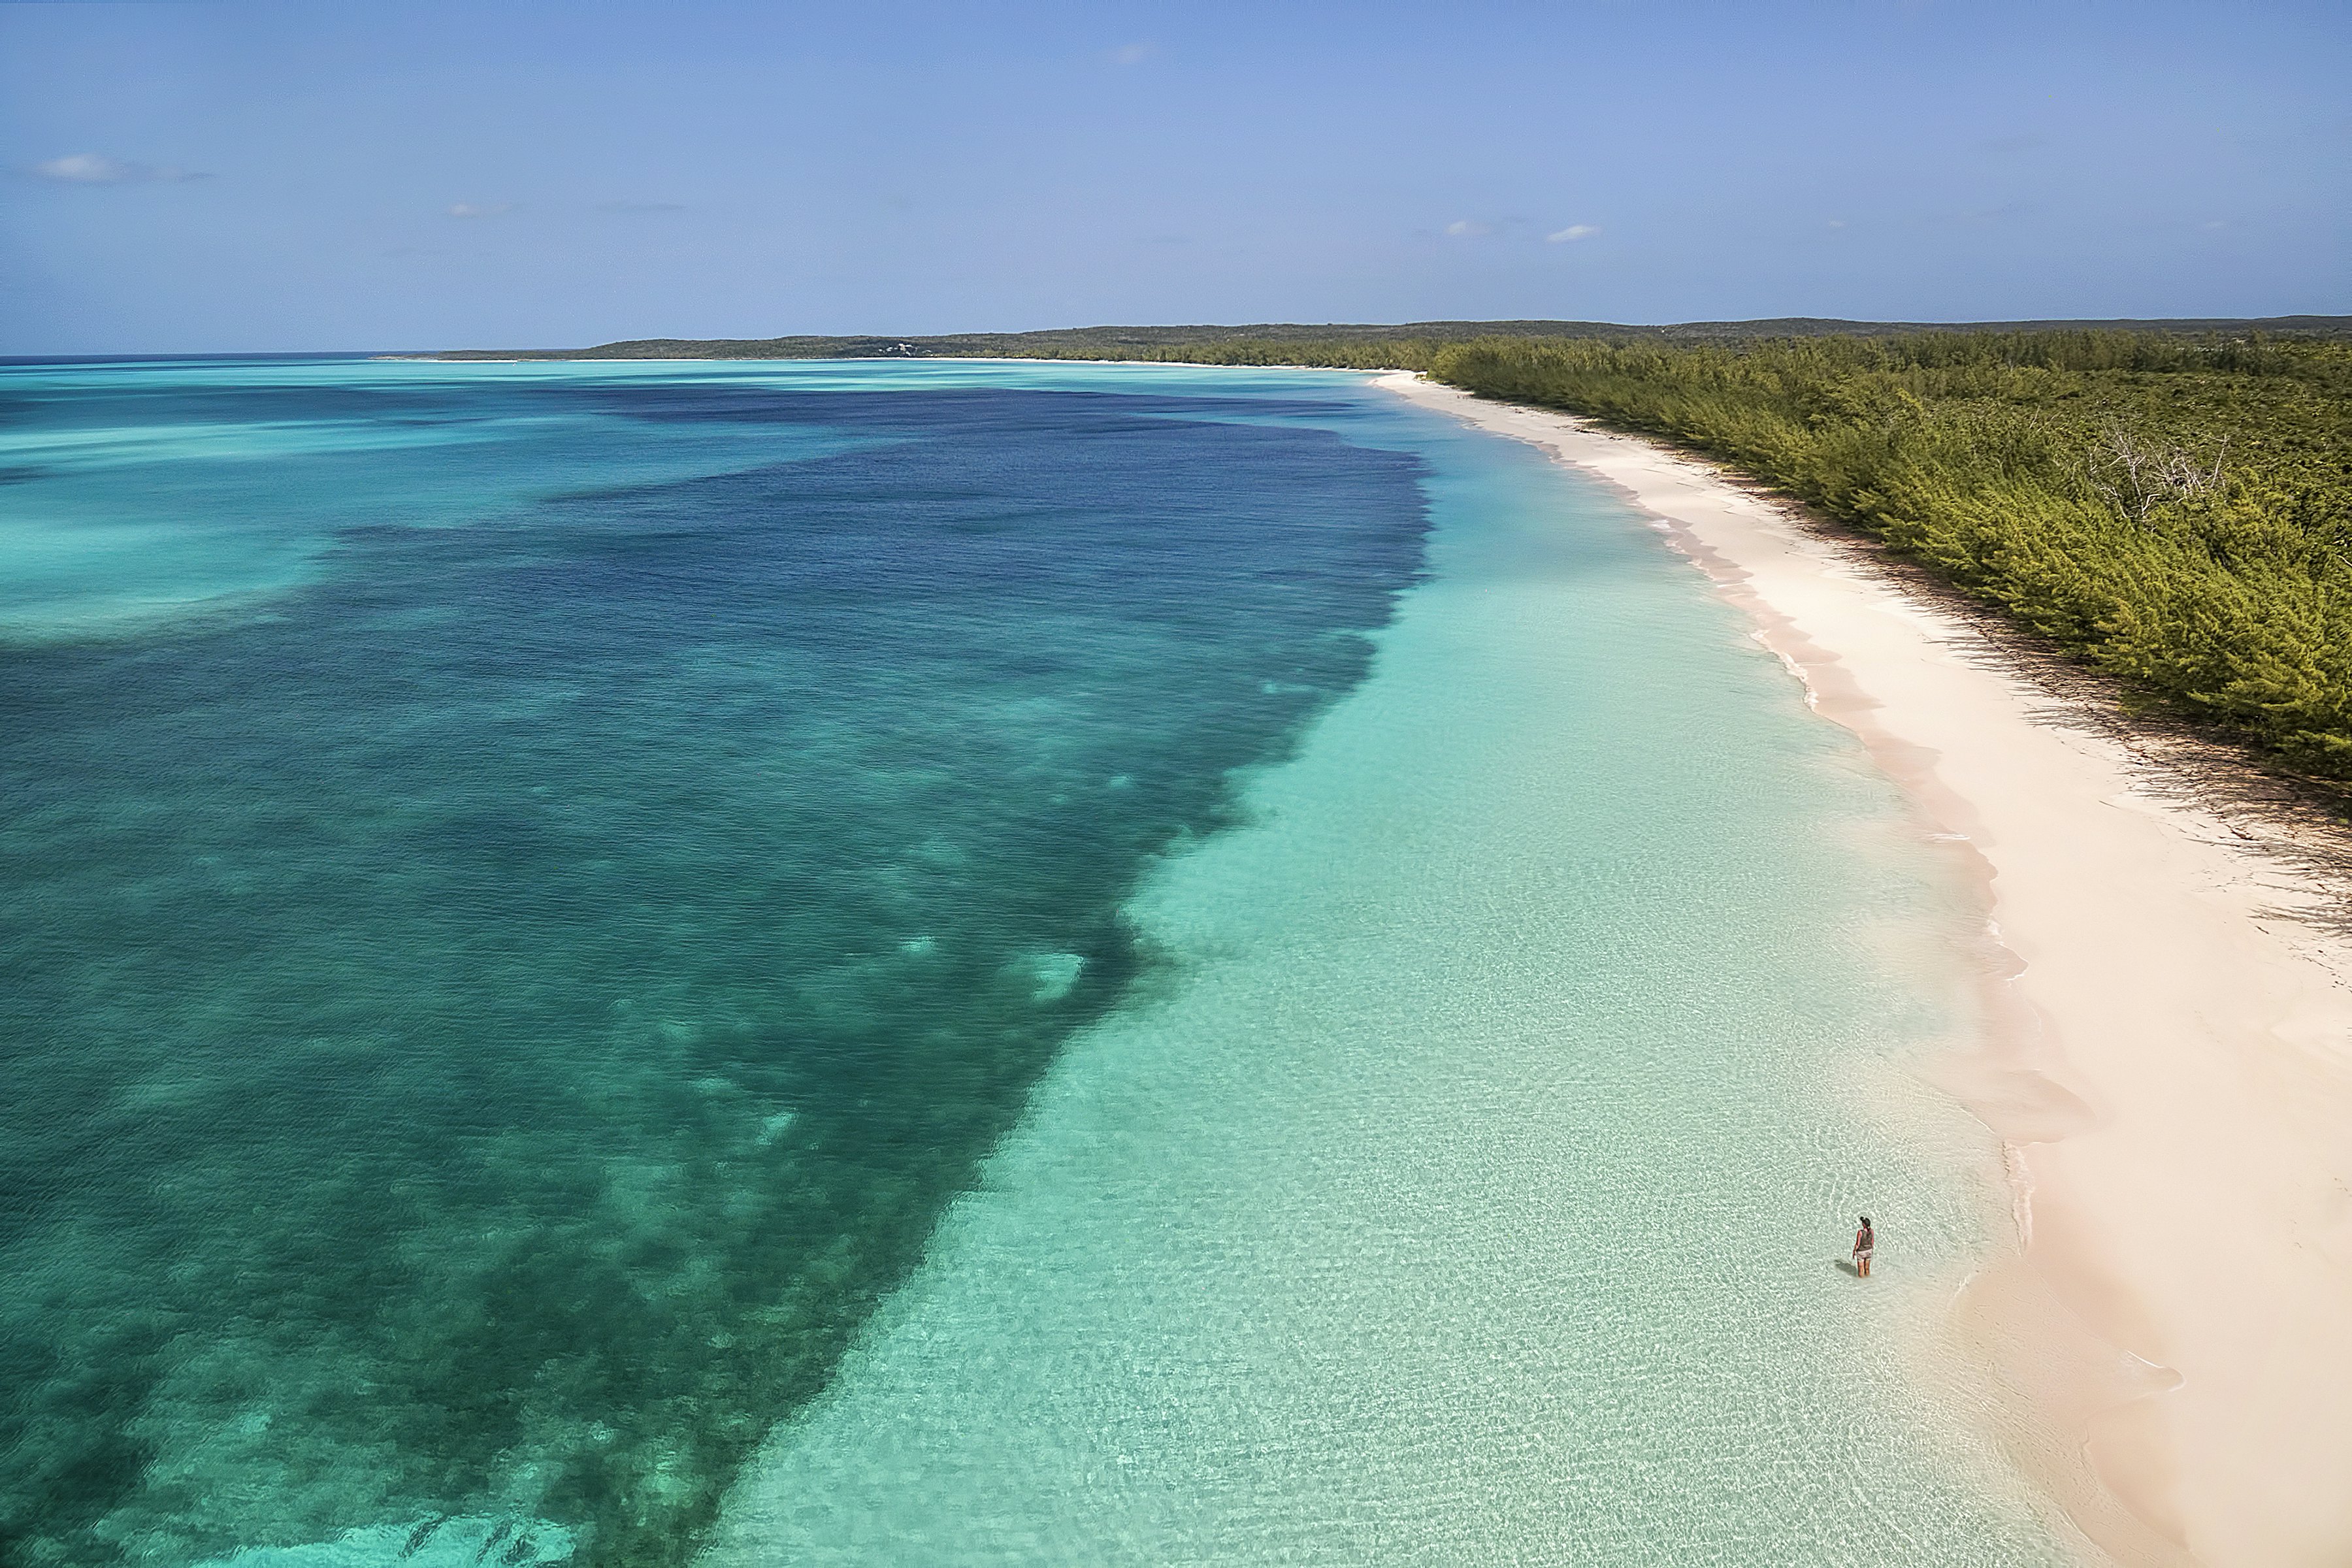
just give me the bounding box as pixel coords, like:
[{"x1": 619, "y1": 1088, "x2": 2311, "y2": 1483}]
[{"x1": 404, "y1": 314, "x2": 2352, "y2": 365}]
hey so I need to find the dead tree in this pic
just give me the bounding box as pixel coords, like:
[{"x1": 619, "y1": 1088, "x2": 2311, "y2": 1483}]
[{"x1": 2087, "y1": 421, "x2": 2229, "y2": 526}]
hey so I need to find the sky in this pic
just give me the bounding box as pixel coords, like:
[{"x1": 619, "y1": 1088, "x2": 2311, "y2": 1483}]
[{"x1": 3, "y1": 1, "x2": 2347, "y2": 355}]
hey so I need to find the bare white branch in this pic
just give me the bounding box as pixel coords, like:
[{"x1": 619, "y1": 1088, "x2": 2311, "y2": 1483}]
[{"x1": 2087, "y1": 421, "x2": 2227, "y2": 527}]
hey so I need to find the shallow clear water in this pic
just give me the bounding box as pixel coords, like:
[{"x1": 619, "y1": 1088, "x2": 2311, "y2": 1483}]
[
  {"x1": 1, "y1": 360, "x2": 2069, "y2": 1566},
  {"x1": 700, "y1": 382, "x2": 2076, "y2": 1567}
]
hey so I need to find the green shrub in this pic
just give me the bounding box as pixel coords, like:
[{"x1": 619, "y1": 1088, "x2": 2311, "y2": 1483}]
[{"x1": 1420, "y1": 335, "x2": 2352, "y2": 781}]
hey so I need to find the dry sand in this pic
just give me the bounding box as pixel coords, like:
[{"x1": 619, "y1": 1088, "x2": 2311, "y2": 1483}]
[{"x1": 1380, "y1": 374, "x2": 2352, "y2": 1568}]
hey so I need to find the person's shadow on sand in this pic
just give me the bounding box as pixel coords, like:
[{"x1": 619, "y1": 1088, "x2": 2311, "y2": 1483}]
[{"x1": 1834, "y1": 1259, "x2": 1861, "y2": 1278}]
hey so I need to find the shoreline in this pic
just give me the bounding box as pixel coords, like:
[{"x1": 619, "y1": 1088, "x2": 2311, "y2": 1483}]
[{"x1": 1381, "y1": 372, "x2": 2352, "y2": 1568}]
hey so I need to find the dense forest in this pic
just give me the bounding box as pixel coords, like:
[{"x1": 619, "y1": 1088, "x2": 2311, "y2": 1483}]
[{"x1": 433, "y1": 322, "x2": 2352, "y2": 783}]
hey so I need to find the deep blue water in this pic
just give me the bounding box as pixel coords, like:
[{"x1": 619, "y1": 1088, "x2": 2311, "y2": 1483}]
[{"x1": 0, "y1": 361, "x2": 1429, "y2": 1566}]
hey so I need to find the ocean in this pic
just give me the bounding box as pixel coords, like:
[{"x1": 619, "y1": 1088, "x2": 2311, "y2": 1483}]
[{"x1": 0, "y1": 359, "x2": 2072, "y2": 1565}]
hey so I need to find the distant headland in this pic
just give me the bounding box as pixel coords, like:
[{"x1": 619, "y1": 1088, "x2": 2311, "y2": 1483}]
[{"x1": 415, "y1": 315, "x2": 2352, "y2": 363}]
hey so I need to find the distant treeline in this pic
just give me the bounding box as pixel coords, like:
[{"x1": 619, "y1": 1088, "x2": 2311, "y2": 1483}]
[
  {"x1": 433, "y1": 314, "x2": 2352, "y2": 363},
  {"x1": 434, "y1": 320, "x2": 2352, "y2": 782}
]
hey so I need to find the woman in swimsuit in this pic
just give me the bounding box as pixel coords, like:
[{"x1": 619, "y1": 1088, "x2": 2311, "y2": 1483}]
[{"x1": 1853, "y1": 1215, "x2": 1874, "y2": 1278}]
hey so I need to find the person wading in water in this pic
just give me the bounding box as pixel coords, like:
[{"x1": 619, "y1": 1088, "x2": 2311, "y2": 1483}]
[{"x1": 1852, "y1": 1216, "x2": 1875, "y2": 1278}]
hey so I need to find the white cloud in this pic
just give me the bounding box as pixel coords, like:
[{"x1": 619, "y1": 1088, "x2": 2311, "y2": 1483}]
[
  {"x1": 1546, "y1": 224, "x2": 1599, "y2": 242},
  {"x1": 30, "y1": 152, "x2": 206, "y2": 184},
  {"x1": 446, "y1": 202, "x2": 515, "y2": 219},
  {"x1": 1111, "y1": 41, "x2": 1155, "y2": 65},
  {"x1": 1826, "y1": 218, "x2": 1848, "y2": 229},
  {"x1": 1445, "y1": 219, "x2": 1492, "y2": 237}
]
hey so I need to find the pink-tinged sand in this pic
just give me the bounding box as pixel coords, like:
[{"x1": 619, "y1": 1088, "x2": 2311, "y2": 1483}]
[{"x1": 1385, "y1": 373, "x2": 2352, "y2": 1568}]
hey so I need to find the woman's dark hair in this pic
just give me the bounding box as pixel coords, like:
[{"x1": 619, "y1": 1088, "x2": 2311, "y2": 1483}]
[{"x1": 1860, "y1": 1217, "x2": 1872, "y2": 1226}]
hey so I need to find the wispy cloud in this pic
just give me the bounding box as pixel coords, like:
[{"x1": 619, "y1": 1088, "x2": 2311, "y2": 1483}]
[
  {"x1": 1111, "y1": 41, "x2": 1156, "y2": 66},
  {"x1": 1445, "y1": 218, "x2": 1492, "y2": 237},
  {"x1": 29, "y1": 152, "x2": 206, "y2": 184},
  {"x1": 1825, "y1": 218, "x2": 1848, "y2": 230},
  {"x1": 1546, "y1": 223, "x2": 1599, "y2": 242},
  {"x1": 446, "y1": 202, "x2": 515, "y2": 220},
  {"x1": 598, "y1": 199, "x2": 685, "y2": 214}
]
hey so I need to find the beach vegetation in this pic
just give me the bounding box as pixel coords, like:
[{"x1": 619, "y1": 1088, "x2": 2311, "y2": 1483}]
[{"x1": 1418, "y1": 333, "x2": 2352, "y2": 780}]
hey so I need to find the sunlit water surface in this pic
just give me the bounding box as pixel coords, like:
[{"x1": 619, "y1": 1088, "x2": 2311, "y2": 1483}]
[{"x1": 0, "y1": 359, "x2": 2072, "y2": 1566}]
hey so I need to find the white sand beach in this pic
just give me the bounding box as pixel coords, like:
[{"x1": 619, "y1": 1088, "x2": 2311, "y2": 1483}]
[{"x1": 1384, "y1": 374, "x2": 2352, "y2": 1568}]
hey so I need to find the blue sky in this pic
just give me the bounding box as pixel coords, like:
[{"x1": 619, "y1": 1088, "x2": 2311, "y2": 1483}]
[{"x1": 3, "y1": 1, "x2": 2346, "y2": 354}]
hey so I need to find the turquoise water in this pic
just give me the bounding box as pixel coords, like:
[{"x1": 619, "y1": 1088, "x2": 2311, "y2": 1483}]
[
  {"x1": 1, "y1": 360, "x2": 2070, "y2": 1566},
  {"x1": 700, "y1": 382, "x2": 2076, "y2": 1567}
]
